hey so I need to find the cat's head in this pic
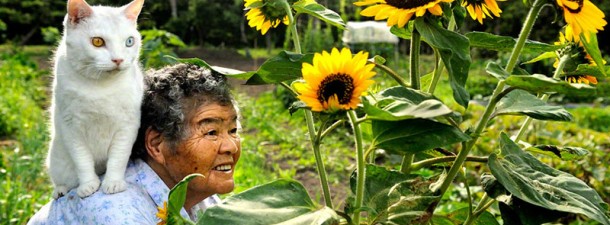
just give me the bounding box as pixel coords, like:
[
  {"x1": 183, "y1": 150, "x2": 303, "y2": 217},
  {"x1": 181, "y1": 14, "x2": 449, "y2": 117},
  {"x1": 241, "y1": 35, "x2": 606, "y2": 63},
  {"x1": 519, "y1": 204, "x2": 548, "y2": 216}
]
[{"x1": 63, "y1": 0, "x2": 144, "y2": 79}]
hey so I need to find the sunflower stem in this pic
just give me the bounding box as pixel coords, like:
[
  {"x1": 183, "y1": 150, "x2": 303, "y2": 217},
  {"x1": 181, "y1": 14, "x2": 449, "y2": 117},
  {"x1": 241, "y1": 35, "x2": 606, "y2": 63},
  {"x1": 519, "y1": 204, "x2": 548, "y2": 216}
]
[
  {"x1": 399, "y1": 29, "x2": 422, "y2": 174},
  {"x1": 463, "y1": 194, "x2": 495, "y2": 225},
  {"x1": 372, "y1": 61, "x2": 409, "y2": 87},
  {"x1": 514, "y1": 54, "x2": 570, "y2": 142},
  {"x1": 348, "y1": 110, "x2": 365, "y2": 225},
  {"x1": 283, "y1": 0, "x2": 332, "y2": 208},
  {"x1": 410, "y1": 156, "x2": 488, "y2": 170},
  {"x1": 310, "y1": 115, "x2": 334, "y2": 208},
  {"x1": 282, "y1": 0, "x2": 301, "y2": 54},
  {"x1": 435, "y1": 0, "x2": 546, "y2": 200}
]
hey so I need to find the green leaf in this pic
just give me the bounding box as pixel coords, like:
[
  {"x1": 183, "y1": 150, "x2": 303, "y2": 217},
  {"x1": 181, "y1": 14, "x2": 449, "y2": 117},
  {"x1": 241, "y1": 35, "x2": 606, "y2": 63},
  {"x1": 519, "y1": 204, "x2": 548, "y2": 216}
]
[
  {"x1": 293, "y1": 1, "x2": 345, "y2": 29},
  {"x1": 415, "y1": 18, "x2": 471, "y2": 108},
  {"x1": 371, "y1": 118, "x2": 470, "y2": 155},
  {"x1": 199, "y1": 179, "x2": 340, "y2": 224},
  {"x1": 523, "y1": 143, "x2": 589, "y2": 161},
  {"x1": 245, "y1": 51, "x2": 314, "y2": 85},
  {"x1": 505, "y1": 74, "x2": 597, "y2": 97},
  {"x1": 466, "y1": 32, "x2": 561, "y2": 54},
  {"x1": 494, "y1": 89, "x2": 573, "y2": 121},
  {"x1": 167, "y1": 174, "x2": 203, "y2": 225},
  {"x1": 348, "y1": 164, "x2": 439, "y2": 224},
  {"x1": 167, "y1": 56, "x2": 211, "y2": 69},
  {"x1": 445, "y1": 207, "x2": 500, "y2": 225},
  {"x1": 580, "y1": 33, "x2": 606, "y2": 76},
  {"x1": 523, "y1": 51, "x2": 557, "y2": 64},
  {"x1": 564, "y1": 64, "x2": 610, "y2": 78},
  {"x1": 482, "y1": 174, "x2": 568, "y2": 225},
  {"x1": 485, "y1": 62, "x2": 509, "y2": 80},
  {"x1": 390, "y1": 23, "x2": 413, "y2": 40},
  {"x1": 488, "y1": 133, "x2": 610, "y2": 225},
  {"x1": 363, "y1": 86, "x2": 453, "y2": 121},
  {"x1": 372, "y1": 55, "x2": 386, "y2": 65},
  {"x1": 288, "y1": 100, "x2": 308, "y2": 115}
]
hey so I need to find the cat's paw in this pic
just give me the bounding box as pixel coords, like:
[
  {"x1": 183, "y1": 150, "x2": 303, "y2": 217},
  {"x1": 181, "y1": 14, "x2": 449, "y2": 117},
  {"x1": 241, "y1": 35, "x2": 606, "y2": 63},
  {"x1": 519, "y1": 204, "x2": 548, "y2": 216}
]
[
  {"x1": 101, "y1": 179, "x2": 127, "y2": 194},
  {"x1": 52, "y1": 186, "x2": 70, "y2": 199},
  {"x1": 77, "y1": 178, "x2": 100, "y2": 198}
]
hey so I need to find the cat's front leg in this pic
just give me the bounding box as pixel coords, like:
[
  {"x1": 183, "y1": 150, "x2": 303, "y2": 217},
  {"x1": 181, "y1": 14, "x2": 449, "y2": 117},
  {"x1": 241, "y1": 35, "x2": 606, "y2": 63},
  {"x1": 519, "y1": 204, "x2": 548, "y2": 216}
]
[
  {"x1": 101, "y1": 127, "x2": 137, "y2": 194},
  {"x1": 67, "y1": 141, "x2": 101, "y2": 198}
]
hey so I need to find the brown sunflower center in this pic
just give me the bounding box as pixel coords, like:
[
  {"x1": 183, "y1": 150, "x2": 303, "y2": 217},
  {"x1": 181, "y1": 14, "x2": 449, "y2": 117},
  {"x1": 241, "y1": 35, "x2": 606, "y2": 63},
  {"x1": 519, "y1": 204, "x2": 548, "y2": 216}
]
[
  {"x1": 386, "y1": 0, "x2": 435, "y2": 9},
  {"x1": 317, "y1": 73, "x2": 354, "y2": 105},
  {"x1": 564, "y1": 0, "x2": 584, "y2": 13}
]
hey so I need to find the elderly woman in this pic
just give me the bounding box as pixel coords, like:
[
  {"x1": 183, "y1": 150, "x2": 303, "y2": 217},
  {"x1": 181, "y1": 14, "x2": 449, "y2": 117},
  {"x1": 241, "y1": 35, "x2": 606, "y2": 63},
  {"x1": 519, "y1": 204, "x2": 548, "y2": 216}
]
[{"x1": 29, "y1": 63, "x2": 241, "y2": 224}]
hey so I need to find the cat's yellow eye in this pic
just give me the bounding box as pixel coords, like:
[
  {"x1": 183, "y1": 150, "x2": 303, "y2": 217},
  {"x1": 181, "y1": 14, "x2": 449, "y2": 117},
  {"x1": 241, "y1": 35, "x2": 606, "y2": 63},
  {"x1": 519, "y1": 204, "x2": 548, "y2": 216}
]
[
  {"x1": 125, "y1": 36, "x2": 135, "y2": 47},
  {"x1": 91, "y1": 37, "x2": 105, "y2": 47}
]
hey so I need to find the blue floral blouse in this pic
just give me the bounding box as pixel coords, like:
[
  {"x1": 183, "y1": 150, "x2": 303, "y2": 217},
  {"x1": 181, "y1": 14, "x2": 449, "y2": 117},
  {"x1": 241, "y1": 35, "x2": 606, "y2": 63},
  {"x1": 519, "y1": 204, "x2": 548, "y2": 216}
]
[{"x1": 27, "y1": 159, "x2": 220, "y2": 225}]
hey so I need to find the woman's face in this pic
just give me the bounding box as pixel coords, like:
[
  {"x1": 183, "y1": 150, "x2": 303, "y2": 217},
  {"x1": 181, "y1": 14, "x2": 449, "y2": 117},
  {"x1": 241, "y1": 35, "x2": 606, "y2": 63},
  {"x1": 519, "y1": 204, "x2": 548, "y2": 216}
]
[{"x1": 160, "y1": 102, "x2": 241, "y2": 197}]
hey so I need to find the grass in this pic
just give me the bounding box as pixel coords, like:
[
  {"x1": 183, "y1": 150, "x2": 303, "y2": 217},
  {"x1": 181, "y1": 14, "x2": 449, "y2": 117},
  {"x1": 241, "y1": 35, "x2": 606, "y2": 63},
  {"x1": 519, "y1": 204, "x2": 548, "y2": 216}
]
[{"x1": 1, "y1": 45, "x2": 609, "y2": 224}]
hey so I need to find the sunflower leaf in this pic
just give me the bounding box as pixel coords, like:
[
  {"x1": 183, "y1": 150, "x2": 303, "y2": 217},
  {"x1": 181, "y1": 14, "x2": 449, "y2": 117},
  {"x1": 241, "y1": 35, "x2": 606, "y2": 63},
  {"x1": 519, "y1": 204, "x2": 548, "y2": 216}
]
[
  {"x1": 580, "y1": 32, "x2": 606, "y2": 76},
  {"x1": 390, "y1": 23, "x2": 414, "y2": 40},
  {"x1": 494, "y1": 89, "x2": 573, "y2": 121},
  {"x1": 167, "y1": 173, "x2": 204, "y2": 225},
  {"x1": 466, "y1": 32, "x2": 561, "y2": 54},
  {"x1": 293, "y1": 1, "x2": 345, "y2": 29},
  {"x1": 520, "y1": 142, "x2": 589, "y2": 161},
  {"x1": 563, "y1": 64, "x2": 610, "y2": 78},
  {"x1": 523, "y1": 51, "x2": 557, "y2": 64},
  {"x1": 489, "y1": 133, "x2": 610, "y2": 225},
  {"x1": 364, "y1": 86, "x2": 453, "y2": 121},
  {"x1": 486, "y1": 62, "x2": 510, "y2": 80},
  {"x1": 371, "y1": 118, "x2": 470, "y2": 155},
  {"x1": 505, "y1": 74, "x2": 597, "y2": 96},
  {"x1": 415, "y1": 18, "x2": 471, "y2": 109},
  {"x1": 199, "y1": 179, "x2": 340, "y2": 224},
  {"x1": 245, "y1": 51, "x2": 314, "y2": 85},
  {"x1": 347, "y1": 164, "x2": 440, "y2": 224}
]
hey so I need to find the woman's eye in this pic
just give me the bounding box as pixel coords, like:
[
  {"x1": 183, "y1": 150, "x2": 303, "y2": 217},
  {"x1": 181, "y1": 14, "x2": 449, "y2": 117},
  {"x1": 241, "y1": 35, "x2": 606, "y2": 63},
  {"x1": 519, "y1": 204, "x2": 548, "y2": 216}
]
[
  {"x1": 204, "y1": 130, "x2": 218, "y2": 140},
  {"x1": 230, "y1": 128, "x2": 239, "y2": 138},
  {"x1": 125, "y1": 36, "x2": 134, "y2": 47},
  {"x1": 91, "y1": 37, "x2": 105, "y2": 47}
]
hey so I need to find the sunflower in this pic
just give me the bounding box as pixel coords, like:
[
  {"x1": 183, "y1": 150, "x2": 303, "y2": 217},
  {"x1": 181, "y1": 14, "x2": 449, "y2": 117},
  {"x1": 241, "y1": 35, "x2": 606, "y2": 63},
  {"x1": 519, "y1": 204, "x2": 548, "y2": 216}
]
[
  {"x1": 553, "y1": 27, "x2": 602, "y2": 85},
  {"x1": 156, "y1": 201, "x2": 168, "y2": 225},
  {"x1": 244, "y1": 0, "x2": 290, "y2": 35},
  {"x1": 294, "y1": 48, "x2": 376, "y2": 112},
  {"x1": 462, "y1": 0, "x2": 503, "y2": 24},
  {"x1": 555, "y1": 0, "x2": 607, "y2": 42},
  {"x1": 354, "y1": 0, "x2": 454, "y2": 28}
]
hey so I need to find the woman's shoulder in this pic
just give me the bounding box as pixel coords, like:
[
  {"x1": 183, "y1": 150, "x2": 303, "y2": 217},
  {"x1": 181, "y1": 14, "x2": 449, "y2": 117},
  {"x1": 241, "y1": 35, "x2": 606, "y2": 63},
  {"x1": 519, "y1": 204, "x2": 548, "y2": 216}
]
[{"x1": 28, "y1": 186, "x2": 159, "y2": 225}]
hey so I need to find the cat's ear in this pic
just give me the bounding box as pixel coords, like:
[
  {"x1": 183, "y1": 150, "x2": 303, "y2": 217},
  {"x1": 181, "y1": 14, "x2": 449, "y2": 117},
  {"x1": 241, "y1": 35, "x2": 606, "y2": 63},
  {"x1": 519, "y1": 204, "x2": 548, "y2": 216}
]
[
  {"x1": 67, "y1": 0, "x2": 93, "y2": 25},
  {"x1": 122, "y1": 0, "x2": 145, "y2": 22}
]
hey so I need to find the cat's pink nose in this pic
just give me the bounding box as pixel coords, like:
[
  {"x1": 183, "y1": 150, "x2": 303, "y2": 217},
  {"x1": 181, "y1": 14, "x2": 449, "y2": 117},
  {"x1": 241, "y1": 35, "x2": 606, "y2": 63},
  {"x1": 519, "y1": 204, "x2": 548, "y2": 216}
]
[{"x1": 112, "y1": 59, "x2": 124, "y2": 66}]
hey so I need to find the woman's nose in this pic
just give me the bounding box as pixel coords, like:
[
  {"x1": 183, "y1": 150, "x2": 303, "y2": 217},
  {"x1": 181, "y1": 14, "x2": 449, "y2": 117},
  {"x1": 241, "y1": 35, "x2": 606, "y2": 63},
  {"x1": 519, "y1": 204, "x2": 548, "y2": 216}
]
[{"x1": 219, "y1": 135, "x2": 239, "y2": 154}]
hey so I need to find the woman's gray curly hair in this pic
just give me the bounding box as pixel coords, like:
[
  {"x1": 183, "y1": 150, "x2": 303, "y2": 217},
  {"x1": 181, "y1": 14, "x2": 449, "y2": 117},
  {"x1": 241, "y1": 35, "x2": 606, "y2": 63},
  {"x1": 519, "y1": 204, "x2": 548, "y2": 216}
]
[{"x1": 132, "y1": 63, "x2": 235, "y2": 160}]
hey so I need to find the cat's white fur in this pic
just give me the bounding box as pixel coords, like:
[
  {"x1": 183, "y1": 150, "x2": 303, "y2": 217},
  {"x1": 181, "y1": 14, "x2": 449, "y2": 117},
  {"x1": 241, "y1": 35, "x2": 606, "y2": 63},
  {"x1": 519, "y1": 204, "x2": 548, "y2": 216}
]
[{"x1": 47, "y1": 0, "x2": 145, "y2": 199}]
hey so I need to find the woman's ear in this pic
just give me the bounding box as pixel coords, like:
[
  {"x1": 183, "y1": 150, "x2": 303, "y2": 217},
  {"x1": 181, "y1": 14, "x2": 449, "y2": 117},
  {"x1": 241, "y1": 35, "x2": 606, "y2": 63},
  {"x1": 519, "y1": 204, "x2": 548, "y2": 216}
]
[{"x1": 145, "y1": 127, "x2": 166, "y2": 165}]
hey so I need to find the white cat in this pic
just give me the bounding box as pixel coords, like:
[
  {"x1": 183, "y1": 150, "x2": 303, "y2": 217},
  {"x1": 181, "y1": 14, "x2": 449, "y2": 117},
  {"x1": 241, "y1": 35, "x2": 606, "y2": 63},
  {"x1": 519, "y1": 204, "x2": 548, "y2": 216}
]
[{"x1": 47, "y1": 0, "x2": 145, "y2": 199}]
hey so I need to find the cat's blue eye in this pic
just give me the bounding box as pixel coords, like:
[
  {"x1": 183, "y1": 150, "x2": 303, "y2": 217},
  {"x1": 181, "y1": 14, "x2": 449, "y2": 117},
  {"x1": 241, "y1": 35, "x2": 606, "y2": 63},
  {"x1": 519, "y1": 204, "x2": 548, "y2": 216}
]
[{"x1": 125, "y1": 37, "x2": 135, "y2": 47}]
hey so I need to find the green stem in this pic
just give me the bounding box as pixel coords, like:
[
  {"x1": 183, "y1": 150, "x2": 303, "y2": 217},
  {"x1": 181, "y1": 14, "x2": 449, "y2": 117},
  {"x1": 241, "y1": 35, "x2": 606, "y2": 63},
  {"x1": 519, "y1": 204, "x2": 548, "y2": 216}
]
[
  {"x1": 320, "y1": 119, "x2": 345, "y2": 139},
  {"x1": 409, "y1": 29, "x2": 421, "y2": 89},
  {"x1": 283, "y1": 0, "x2": 332, "y2": 208},
  {"x1": 400, "y1": 29, "x2": 422, "y2": 173},
  {"x1": 283, "y1": 1, "x2": 301, "y2": 54},
  {"x1": 436, "y1": 0, "x2": 546, "y2": 197},
  {"x1": 464, "y1": 194, "x2": 495, "y2": 225},
  {"x1": 514, "y1": 54, "x2": 570, "y2": 142},
  {"x1": 311, "y1": 117, "x2": 333, "y2": 208},
  {"x1": 410, "y1": 156, "x2": 488, "y2": 170},
  {"x1": 348, "y1": 110, "x2": 365, "y2": 225},
  {"x1": 427, "y1": 48, "x2": 443, "y2": 94},
  {"x1": 372, "y1": 61, "x2": 409, "y2": 87}
]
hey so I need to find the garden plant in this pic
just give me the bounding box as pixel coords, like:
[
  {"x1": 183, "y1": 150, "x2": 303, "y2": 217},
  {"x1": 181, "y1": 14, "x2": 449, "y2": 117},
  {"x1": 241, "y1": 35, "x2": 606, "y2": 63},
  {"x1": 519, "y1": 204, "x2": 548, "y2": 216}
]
[{"x1": 35, "y1": 0, "x2": 610, "y2": 224}]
